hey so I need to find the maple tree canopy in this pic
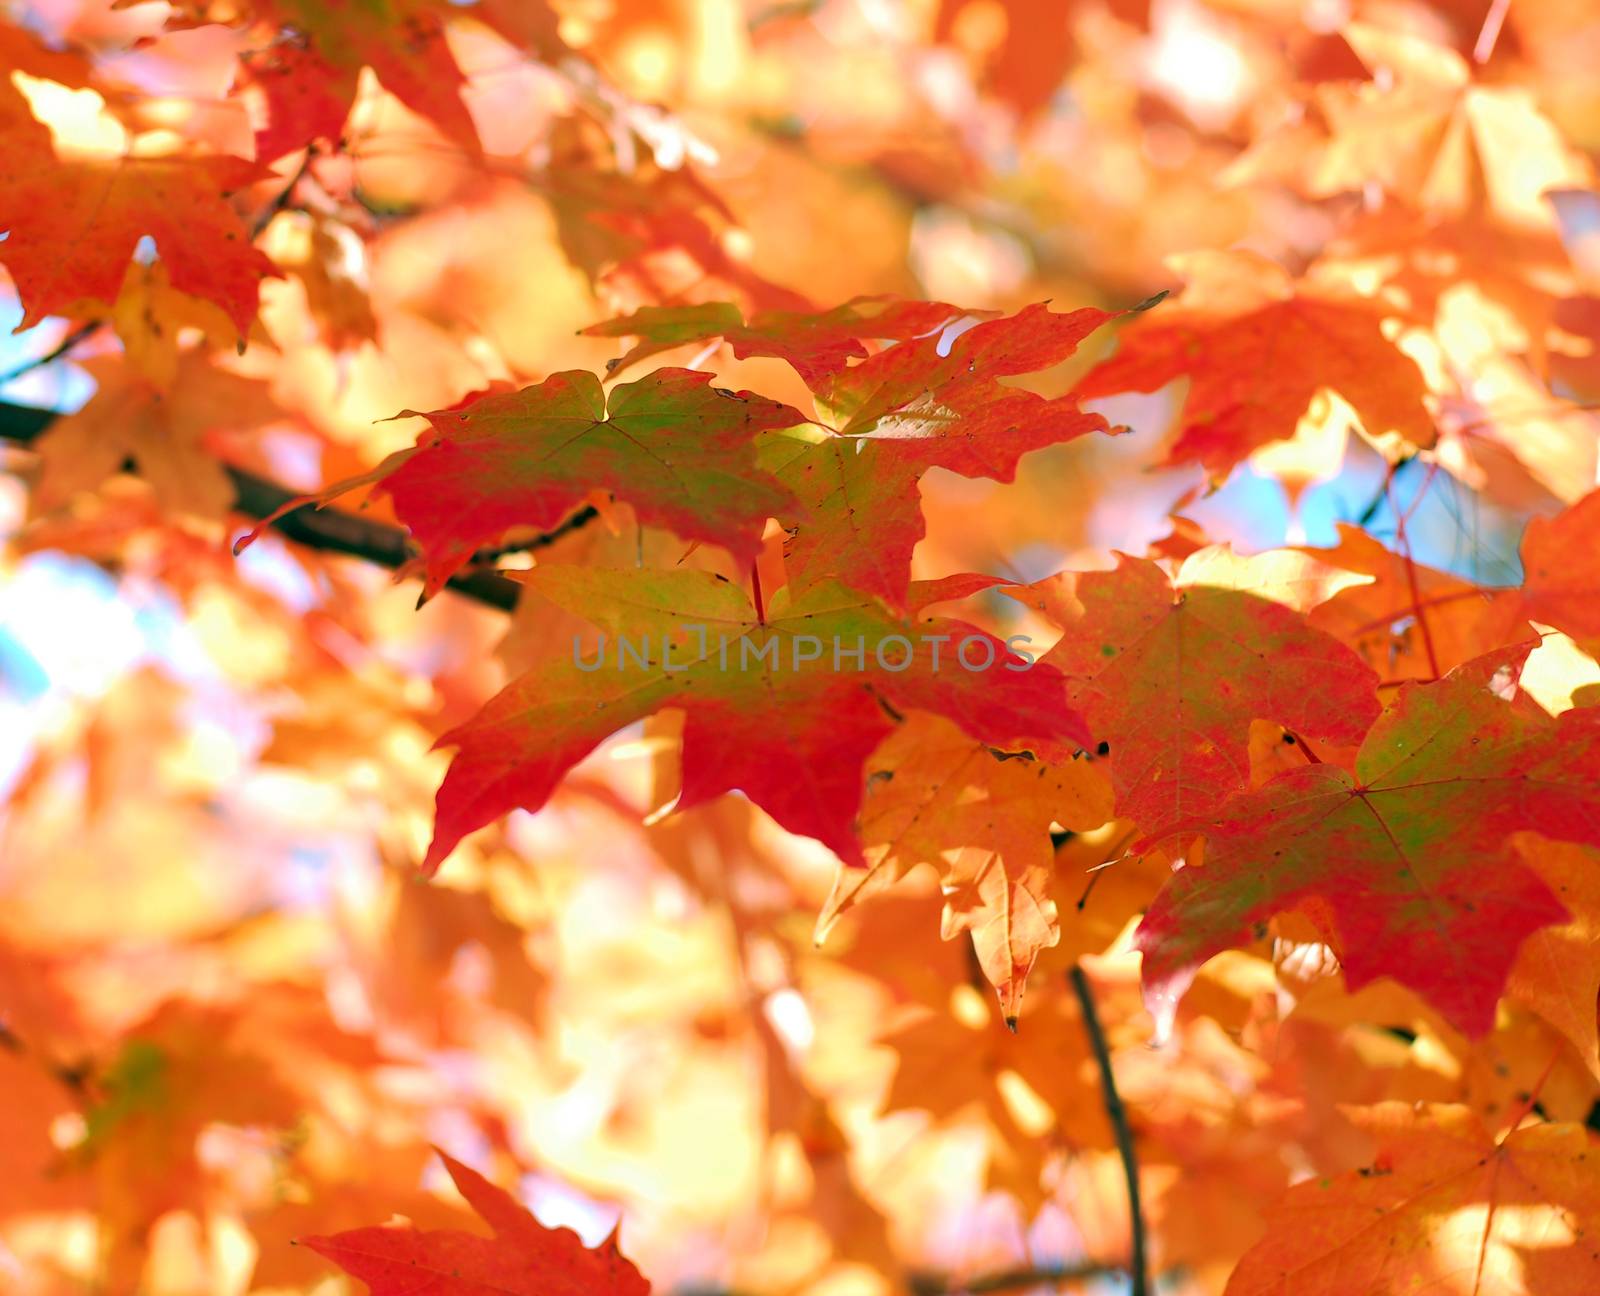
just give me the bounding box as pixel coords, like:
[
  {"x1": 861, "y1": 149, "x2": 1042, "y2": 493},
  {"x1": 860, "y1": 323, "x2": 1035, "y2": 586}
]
[{"x1": 1, "y1": 1, "x2": 1599, "y2": 1295}]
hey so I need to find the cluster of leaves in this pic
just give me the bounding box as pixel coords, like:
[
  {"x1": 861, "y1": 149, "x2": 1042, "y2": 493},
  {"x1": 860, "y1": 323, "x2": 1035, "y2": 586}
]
[{"x1": 2, "y1": 0, "x2": 1600, "y2": 1294}]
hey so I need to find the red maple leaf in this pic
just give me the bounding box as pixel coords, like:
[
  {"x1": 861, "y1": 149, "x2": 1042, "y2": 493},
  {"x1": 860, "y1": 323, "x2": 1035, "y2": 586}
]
[
  {"x1": 421, "y1": 568, "x2": 1086, "y2": 873},
  {"x1": 1135, "y1": 645, "x2": 1600, "y2": 1037},
  {"x1": 302, "y1": 1149, "x2": 650, "y2": 1295},
  {"x1": 243, "y1": 0, "x2": 480, "y2": 159},
  {"x1": 378, "y1": 368, "x2": 807, "y2": 597}
]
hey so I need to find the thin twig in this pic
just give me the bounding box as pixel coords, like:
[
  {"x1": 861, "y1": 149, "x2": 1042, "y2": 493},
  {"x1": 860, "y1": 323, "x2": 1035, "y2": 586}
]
[
  {"x1": 0, "y1": 321, "x2": 102, "y2": 388},
  {"x1": 1383, "y1": 462, "x2": 1441, "y2": 680},
  {"x1": 1353, "y1": 451, "x2": 1413, "y2": 528},
  {"x1": 249, "y1": 145, "x2": 317, "y2": 239},
  {"x1": 1068, "y1": 964, "x2": 1148, "y2": 1296},
  {"x1": 1498, "y1": 1045, "x2": 1560, "y2": 1140},
  {"x1": 1346, "y1": 586, "x2": 1494, "y2": 637}
]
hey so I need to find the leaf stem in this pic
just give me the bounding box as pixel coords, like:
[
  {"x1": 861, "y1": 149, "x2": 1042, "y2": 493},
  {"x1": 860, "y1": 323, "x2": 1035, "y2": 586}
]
[
  {"x1": 1068, "y1": 964, "x2": 1148, "y2": 1296},
  {"x1": 1347, "y1": 586, "x2": 1493, "y2": 637},
  {"x1": 751, "y1": 560, "x2": 766, "y2": 625},
  {"x1": 1285, "y1": 730, "x2": 1324, "y2": 764},
  {"x1": 1498, "y1": 1045, "x2": 1562, "y2": 1140}
]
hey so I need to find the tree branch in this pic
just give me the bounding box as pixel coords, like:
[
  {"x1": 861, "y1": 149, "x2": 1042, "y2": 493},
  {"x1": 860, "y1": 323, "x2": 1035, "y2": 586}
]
[
  {"x1": 0, "y1": 400, "x2": 597, "y2": 612},
  {"x1": 0, "y1": 322, "x2": 102, "y2": 388},
  {"x1": 670, "y1": 1261, "x2": 1120, "y2": 1296},
  {"x1": 1069, "y1": 964, "x2": 1149, "y2": 1296},
  {"x1": 909, "y1": 1261, "x2": 1120, "y2": 1294}
]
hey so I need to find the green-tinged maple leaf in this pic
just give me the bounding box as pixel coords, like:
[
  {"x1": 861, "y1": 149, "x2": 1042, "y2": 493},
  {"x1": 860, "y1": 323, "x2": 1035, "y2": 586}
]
[
  {"x1": 777, "y1": 303, "x2": 1117, "y2": 605},
  {"x1": 1011, "y1": 546, "x2": 1382, "y2": 837},
  {"x1": 372, "y1": 368, "x2": 807, "y2": 597},
  {"x1": 592, "y1": 297, "x2": 1122, "y2": 605},
  {"x1": 1073, "y1": 251, "x2": 1434, "y2": 480},
  {"x1": 302, "y1": 1149, "x2": 650, "y2": 1296},
  {"x1": 818, "y1": 712, "x2": 1113, "y2": 1021},
  {"x1": 1224, "y1": 1104, "x2": 1600, "y2": 1295},
  {"x1": 1136, "y1": 645, "x2": 1600, "y2": 1038},
  {"x1": 583, "y1": 296, "x2": 968, "y2": 385},
  {"x1": 421, "y1": 568, "x2": 1088, "y2": 873}
]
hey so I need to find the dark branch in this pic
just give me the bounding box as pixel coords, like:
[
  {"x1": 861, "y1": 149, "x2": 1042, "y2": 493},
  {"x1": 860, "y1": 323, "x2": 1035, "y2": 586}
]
[
  {"x1": 0, "y1": 322, "x2": 103, "y2": 388},
  {"x1": 0, "y1": 401, "x2": 597, "y2": 612},
  {"x1": 1069, "y1": 964, "x2": 1149, "y2": 1296},
  {"x1": 910, "y1": 1261, "x2": 1119, "y2": 1294},
  {"x1": 670, "y1": 1260, "x2": 1119, "y2": 1296}
]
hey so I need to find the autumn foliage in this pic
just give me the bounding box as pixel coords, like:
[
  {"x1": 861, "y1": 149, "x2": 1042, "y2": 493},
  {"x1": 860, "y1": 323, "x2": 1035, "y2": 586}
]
[{"x1": 3, "y1": 0, "x2": 1600, "y2": 1294}]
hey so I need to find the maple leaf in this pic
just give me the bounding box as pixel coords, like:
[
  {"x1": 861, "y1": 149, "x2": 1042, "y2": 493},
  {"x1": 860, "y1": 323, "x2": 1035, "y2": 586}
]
[
  {"x1": 247, "y1": 1141, "x2": 481, "y2": 1291},
  {"x1": 583, "y1": 296, "x2": 968, "y2": 385},
  {"x1": 930, "y1": 0, "x2": 1149, "y2": 120},
  {"x1": 540, "y1": 124, "x2": 807, "y2": 312},
  {"x1": 1297, "y1": 522, "x2": 1504, "y2": 683},
  {"x1": 1073, "y1": 251, "x2": 1434, "y2": 481},
  {"x1": 934, "y1": 0, "x2": 1075, "y2": 120},
  {"x1": 1326, "y1": 210, "x2": 1574, "y2": 364},
  {"x1": 1224, "y1": 1103, "x2": 1600, "y2": 1295},
  {"x1": 0, "y1": 941, "x2": 94, "y2": 1219},
  {"x1": 1309, "y1": 25, "x2": 1592, "y2": 227},
  {"x1": 1505, "y1": 486, "x2": 1600, "y2": 643},
  {"x1": 372, "y1": 874, "x2": 547, "y2": 1040},
  {"x1": 819, "y1": 712, "x2": 1113, "y2": 1020},
  {"x1": 1505, "y1": 835, "x2": 1600, "y2": 1079},
  {"x1": 29, "y1": 353, "x2": 291, "y2": 517},
  {"x1": 302, "y1": 1148, "x2": 651, "y2": 1296},
  {"x1": 70, "y1": 997, "x2": 317, "y2": 1287},
  {"x1": 1135, "y1": 645, "x2": 1600, "y2": 1038},
  {"x1": 0, "y1": 23, "x2": 92, "y2": 141},
  {"x1": 592, "y1": 298, "x2": 1120, "y2": 604},
  {"x1": 0, "y1": 140, "x2": 277, "y2": 336},
  {"x1": 242, "y1": 0, "x2": 480, "y2": 159},
  {"x1": 421, "y1": 568, "x2": 1087, "y2": 873},
  {"x1": 776, "y1": 302, "x2": 1117, "y2": 605},
  {"x1": 108, "y1": 260, "x2": 249, "y2": 388},
  {"x1": 881, "y1": 980, "x2": 1112, "y2": 1202},
  {"x1": 370, "y1": 368, "x2": 807, "y2": 598},
  {"x1": 257, "y1": 209, "x2": 379, "y2": 353},
  {"x1": 1011, "y1": 546, "x2": 1382, "y2": 837}
]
